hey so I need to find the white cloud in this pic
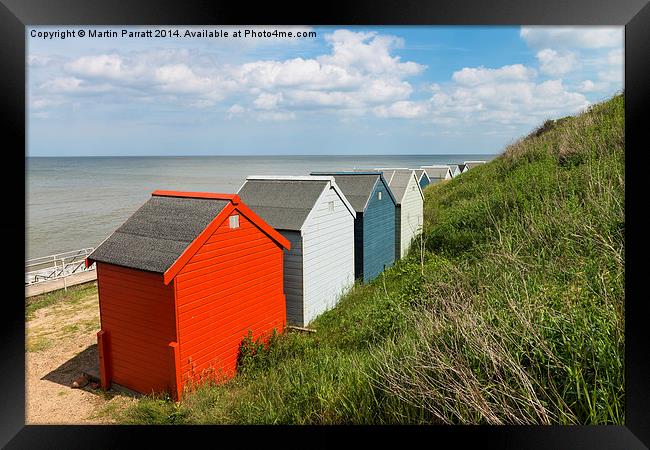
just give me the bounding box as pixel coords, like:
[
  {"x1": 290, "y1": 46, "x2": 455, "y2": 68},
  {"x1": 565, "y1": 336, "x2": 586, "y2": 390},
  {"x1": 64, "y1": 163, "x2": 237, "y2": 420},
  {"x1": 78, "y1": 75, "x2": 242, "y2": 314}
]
[
  {"x1": 227, "y1": 104, "x2": 247, "y2": 118},
  {"x1": 28, "y1": 55, "x2": 52, "y2": 67},
  {"x1": 536, "y1": 49, "x2": 577, "y2": 76},
  {"x1": 256, "y1": 111, "x2": 296, "y2": 121},
  {"x1": 31, "y1": 29, "x2": 426, "y2": 119},
  {"x1": 30, "y1": 97, "x2": 62, "y2": 109},
  {"x1": 64, "y1": 54, "x2": 130, "y2": 80},
  {"x1": 154, "y1": 64, "x2": 218, "y2": 96},
  {"x1": 231, "y1": 30, "x2": 422, "y2": 114},
  {"x1": 237, "y1": 58, "x2": 361, "y2": 90},
  {"x1": 359, "y1": 79, "x2": 413, "y2": 103},
  {"x1": 40, "y1": 77, "x2": 83, "y2": 93},
  {"x1": 374, "y1": 100, "x2": 429, "y2": 119},
  {"x1": 579, "y1": 80, "x2": 595, "y2": 92},
  {"x1": 29, "y1": 28, "x2": 606, "y2": 130},
  {"x1": 520, "y1": 26, "x2": 623, "y2": 49},
  {"x1": 319, "y1": 30, "x2": 424, "y2": 77},
  {"x1": 59, "y1": 53, "x2": 237, "y2": 105},
  {"x1": 31, "y1": 75, "x2": 114, "y2": 115},
  {"x1": 452, "y1": 64, "x2": 535, "y2": 86},
  {"x1": 39, "y1": 77, "x2": 116, "y2": 95},
  {"x1": 37, "y1": 29, "x2": 418, "y2": 118},
  {"x1": 226, "y1": 103, "x2": 295, "y2": 121},
  {"x1": 253, "y1": 92, "x2": 283, "y2": 110},
  {"x1": 280, "y1": 78, "x2": 412, "y2": 111},
  {"x1": 578, "y1": 79, "x2": 610, "y2": 93},
  {"x1": 284, "y1": 90, "x2": 360, "y2": 109},
  {"x1": 598, "y1": 67, "x2": 623, "y2": 84},
  {"x1": 430, "y1": 65, "x2": 590, "y2": 126},
  {"x1": 607, "y1": 48, "x2": 624, "y2": 66},
  {"x1": 519, "y1": 26, "x2": 623, "y2": 100},
  {"x1": 594, "y1": 49, "x2": 624, "y2": 85},
  {"x1": 234, "y1": 30, "x2": 424, "y2": 96}
]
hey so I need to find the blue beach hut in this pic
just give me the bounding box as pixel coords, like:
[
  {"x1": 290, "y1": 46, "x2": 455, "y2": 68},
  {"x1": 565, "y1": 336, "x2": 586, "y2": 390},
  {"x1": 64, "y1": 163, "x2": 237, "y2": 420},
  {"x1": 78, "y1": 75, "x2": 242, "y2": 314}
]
[
  {"x1": 414, "y1": 169, "x2": 430, "y2": 190},
  {"x1": 311, "y1": 171, "x2": 396, "y2": 283}
]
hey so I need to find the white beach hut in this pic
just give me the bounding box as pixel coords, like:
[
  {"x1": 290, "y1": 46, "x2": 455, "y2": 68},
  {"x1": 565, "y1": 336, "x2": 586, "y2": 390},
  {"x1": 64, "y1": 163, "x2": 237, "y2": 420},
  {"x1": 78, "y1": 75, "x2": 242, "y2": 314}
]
[
  {"x1": 238, "y1": 175, "x2": 356, "y2": 327},
  {"x1": 375, "y1": 168, "x2": 424, "y2": 259},
  {"x1": 448, "y1": 164, "x2": 463, "y2": 178},
  {"x1": 464, "y1": 160, "x2": 487, "y2": 170},
  {"x1": 421, "y1": 165, "x2": 453, "y2": 184}
]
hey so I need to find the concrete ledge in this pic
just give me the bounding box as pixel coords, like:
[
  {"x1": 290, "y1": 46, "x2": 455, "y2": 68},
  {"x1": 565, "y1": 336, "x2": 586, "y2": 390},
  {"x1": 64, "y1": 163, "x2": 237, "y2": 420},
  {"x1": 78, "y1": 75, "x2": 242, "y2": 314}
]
[{"x1": 25, "y1": 270, "x2": 97, "y2": 298}]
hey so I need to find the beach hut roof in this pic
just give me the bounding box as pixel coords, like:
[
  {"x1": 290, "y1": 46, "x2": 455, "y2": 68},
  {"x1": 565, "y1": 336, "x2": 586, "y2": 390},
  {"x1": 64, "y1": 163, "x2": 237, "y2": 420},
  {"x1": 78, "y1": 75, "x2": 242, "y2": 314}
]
[
  {"x1": 421, "y1": 165, "x2": 452, "y2": 179},
  {"x1": 310, "y1": 171, "x2": 396, "y2": 212},
  {"x1": 414, "y1": 169, "x2": 429, "y2": 182},
  {"x1": 374, "y1": 168, "x2": 423, "y2": 204},
  {"x1": 237, "y1": 176, "x2": 354, "y2": 231},
  {"x1": 87, "y1": 190, "x2": 289, "y2": 277},
  {"x1": 464, "y1": 160, "x2": 487, "y2": 169}
]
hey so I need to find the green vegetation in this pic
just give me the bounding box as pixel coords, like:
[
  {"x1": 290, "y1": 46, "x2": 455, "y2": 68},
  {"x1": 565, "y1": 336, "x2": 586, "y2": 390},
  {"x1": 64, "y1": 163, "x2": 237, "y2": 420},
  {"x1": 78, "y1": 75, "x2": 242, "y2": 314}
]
[
  {"x1": 25, "y1": 281, "x2": 98, "y2": 320},
  {"x1": 60, "y1": 318, "x2": 100, "y2": 336},
  {"x1": 26, "y1": 334, "x2": 52, "y2": 352},
  {"x1": 118, "y1": 94, "x2": 625, "y2": 424}
]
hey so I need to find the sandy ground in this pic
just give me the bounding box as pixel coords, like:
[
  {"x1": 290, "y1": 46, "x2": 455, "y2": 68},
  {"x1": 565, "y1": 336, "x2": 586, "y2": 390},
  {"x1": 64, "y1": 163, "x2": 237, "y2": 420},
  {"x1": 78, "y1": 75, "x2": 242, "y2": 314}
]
[{"x1": 26, "y1": 288, "x2": 136, "y2": 424}]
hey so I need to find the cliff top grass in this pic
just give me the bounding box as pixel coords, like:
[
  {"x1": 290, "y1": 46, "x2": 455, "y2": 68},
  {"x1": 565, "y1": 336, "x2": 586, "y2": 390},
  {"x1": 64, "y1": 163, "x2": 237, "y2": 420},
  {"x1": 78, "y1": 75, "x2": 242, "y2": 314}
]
[{"x1": 114, "y1": 93, "x2": 625, "y2": 425}]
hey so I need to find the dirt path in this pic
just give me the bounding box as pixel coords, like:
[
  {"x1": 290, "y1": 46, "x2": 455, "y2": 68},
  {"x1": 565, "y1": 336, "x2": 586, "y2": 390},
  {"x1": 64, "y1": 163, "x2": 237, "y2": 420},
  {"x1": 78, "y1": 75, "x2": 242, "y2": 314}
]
[{"x1": 26, "y1": 285, "x2": 135, "y2": 424}]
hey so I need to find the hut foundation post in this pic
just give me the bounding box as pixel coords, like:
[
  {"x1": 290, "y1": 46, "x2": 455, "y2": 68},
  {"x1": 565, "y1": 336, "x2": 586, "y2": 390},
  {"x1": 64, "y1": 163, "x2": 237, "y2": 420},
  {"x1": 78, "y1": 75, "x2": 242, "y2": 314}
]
[
  {"x1": 168, "y1": 342, "x2": 182, "y2": 401},
  {"x1": 97, "y1": 330, "x2": 111, "y2": 390}
]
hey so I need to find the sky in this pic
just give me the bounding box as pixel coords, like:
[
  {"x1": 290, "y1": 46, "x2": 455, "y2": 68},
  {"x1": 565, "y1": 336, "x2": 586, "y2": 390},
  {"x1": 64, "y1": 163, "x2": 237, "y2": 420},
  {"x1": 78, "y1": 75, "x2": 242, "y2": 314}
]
[{"x1": 27, "y1": 26, "x2": 624, "y2": 156}]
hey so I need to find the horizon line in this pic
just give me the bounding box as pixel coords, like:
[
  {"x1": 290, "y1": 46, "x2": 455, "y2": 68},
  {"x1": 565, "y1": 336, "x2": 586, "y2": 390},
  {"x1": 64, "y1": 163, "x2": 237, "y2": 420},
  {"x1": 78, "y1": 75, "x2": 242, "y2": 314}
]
[{"x1": 26, "y1": 153, "x2": 498, "y2": 158}]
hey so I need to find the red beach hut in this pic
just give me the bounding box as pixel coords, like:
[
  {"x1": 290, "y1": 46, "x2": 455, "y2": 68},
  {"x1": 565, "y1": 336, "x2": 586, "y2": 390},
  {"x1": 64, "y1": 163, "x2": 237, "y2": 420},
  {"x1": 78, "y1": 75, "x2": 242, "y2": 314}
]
[{"x1": 86, "y1": 190, "x2": 290, "y2": 400}]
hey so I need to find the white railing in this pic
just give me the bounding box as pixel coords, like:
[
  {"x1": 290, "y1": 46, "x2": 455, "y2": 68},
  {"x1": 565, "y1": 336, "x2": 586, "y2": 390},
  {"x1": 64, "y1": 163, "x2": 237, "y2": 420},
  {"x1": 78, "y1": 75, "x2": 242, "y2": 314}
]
[{"x1": 25, "y1": 247, "x2": 96, "y2": 287}]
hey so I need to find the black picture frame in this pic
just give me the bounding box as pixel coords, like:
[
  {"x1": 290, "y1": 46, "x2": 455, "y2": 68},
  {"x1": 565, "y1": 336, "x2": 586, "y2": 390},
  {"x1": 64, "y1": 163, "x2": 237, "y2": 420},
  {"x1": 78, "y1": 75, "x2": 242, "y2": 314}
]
[{"x1": 2, "y1": 0, "x2": 648, "y2": 447}]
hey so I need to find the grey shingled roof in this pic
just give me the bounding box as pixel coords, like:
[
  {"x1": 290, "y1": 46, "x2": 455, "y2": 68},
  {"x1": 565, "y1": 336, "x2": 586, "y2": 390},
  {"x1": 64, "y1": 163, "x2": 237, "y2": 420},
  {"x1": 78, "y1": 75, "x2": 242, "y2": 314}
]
[
  {"x1": 381, "y1": 169, "x2": 416, "y2": 204},
  {"x1": 414, "y1": 169, "x2": 428, "y2": 181},
  {"x1": 311, "y1": 173, "x2": 380, "y2": 213},
  {"x1": 89, "y1": 196, "x2": 229, "y2": 273},
  {"x1": 464, "y1": 161, "x2": 486, "y2": 170},
  {"x1": 237, "y1": 179, "x2": 329, "y2": 231},
  {"x1": 422, "y1": 166, "x2": 451, "y2": 180}
]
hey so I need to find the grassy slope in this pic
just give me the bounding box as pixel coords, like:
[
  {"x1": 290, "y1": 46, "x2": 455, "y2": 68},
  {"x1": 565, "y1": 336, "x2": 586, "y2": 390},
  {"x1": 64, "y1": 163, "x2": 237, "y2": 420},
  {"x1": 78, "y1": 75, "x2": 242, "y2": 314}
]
[
  {"x1": 26, "y1": 282, "x2": 98, "y2": 321},
  {"x1": 118, "y1": 94, "x2": 624, "y2": 425}
]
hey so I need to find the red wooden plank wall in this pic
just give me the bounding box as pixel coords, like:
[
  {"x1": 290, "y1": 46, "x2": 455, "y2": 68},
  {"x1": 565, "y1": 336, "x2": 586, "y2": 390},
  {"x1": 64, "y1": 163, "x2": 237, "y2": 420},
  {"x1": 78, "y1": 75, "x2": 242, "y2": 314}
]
[
  {"x1": 96, "y1": 262, "x2": 176, "y2": 395},
  {"x1": 175, "y1": 209, "x2": 286, "y2": 388}
]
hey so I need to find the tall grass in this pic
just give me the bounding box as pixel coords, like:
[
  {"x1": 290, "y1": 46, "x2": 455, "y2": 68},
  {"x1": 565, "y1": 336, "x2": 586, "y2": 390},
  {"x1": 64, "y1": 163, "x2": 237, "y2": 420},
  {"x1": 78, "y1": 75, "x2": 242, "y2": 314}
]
[
  {"x1": 119, "y1": 94, "x2": 624, "y2": 425},
  {"x1": 373, "y1": 94, "x2": 624, "y2": 424}
]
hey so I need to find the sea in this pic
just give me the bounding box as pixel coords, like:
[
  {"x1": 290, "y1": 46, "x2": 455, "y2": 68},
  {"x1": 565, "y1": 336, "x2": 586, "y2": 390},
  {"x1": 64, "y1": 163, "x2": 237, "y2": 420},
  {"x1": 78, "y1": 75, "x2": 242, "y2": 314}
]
[{"x1": 26, "y1": 154, "x2": 496, "y2": 260}]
